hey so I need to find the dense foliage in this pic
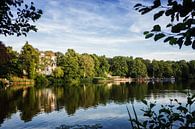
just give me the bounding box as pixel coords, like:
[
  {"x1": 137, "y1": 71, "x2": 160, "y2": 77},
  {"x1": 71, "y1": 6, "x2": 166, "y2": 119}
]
[
  {"x1": 127, "y1": 93, "x2": 195, "y2": 129},
  {"x1": 0, "y1": 0, "x2": 42, "y2": 36},
  {"x1": 0, "y1": 42, "x2": 195, "y2": 83},
  {"x1": 19, "y1": 42, "x2": 39, "y2": 79},
  {"x1": 134, "y1": 0, "x2": 195, "y2": 49}
]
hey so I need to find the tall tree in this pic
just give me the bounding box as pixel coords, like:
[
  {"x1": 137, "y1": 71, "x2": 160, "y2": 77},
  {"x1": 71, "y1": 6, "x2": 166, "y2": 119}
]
[
  {"x1": 178, "y1": 60, "x2": 189, "y2": 79},
  {"x1": 0, "y1": 42, "x2": 21, "y2": 78},
  {"x1": 151, "y1": 60, "x2": 161, "y2": 78},
  {"x1": 188, "y1": 60, "x2": 195, "y2": 78},
  {"x1": 79, "y1": 54, "x2": 95, "y2": 78},
  {"x1": 90, "y1": 54, "x2": 100, "y2": 76},
  {"x1": 19, "y1": 42, "x2": 39, "y2": 79},
  {"x1": 63, "y1": 49, "x2": 80, "y2": 82},
  {"x1": 129, "y1": 59, "x2": 147, "y2": 78},
  {"x1": 172, "y1": 62, "x2": 182, "y2": 78},
  {"x1": 135, "y1": 0, "x2": 195, "y2": 49},
  {"x1": 110, "y1": 56, "x2": 128, "y2": 76},
  {"x1": 55, "y1": 52, "x2": 65, "y2": 67},
  {"x1": 0, "y1": 0, "x2": 42, "y2": 36},
  {"x1": 162, "y1": 61, "x2": 173, "y2": 78},
  {"x1": 0, "y1": 42, "x2": 10, "y2": 66},
  {"x1": 53, "y1": 67, "x2": 64, "y2": 78},
  {"x1": 97, "y1": 56, "x2": 110, "y2": 77}
]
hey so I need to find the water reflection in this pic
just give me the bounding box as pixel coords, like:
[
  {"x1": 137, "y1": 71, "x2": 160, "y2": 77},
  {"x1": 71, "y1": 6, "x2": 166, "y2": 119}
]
[{"x1": 0, "y1": 81, "x2": 194, "y2": 126}]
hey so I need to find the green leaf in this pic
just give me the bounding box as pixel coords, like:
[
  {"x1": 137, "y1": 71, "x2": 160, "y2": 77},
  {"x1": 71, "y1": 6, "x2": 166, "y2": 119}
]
[
  {"x1": 158, "y1": 114, "x2": 164, "y2": 119},
  {"x1": 152, "y1": 25, "x2": 161, "y2": 32},
  {"x1": 154, "y1": 33, "x2": 165, "y2": 41},
  {"x1": 184, "y1": 38, "x2": 192, "y2": 46},
  {"x1": 166, "y1": 23, "x2": 173, "y2": 28},
  {"x1": 145, "y1": 33, "x2": 154, "y2": 39},
  {"x1": 154, "y1": 11, "x2": 164, "y2": 20},
  {"x1": 143, "y1": 31, "x2": 149, "y2": 35},
  {"x1": 159, "y1": 108, "x2": 171, "y2": 114},
  {"x1": 143, "y1": 121, "x2": 147, "y2": 127},
  {"x1": 178, "y1": 118, "x2": 184, "y2": 123},
  {"x1": 153, "y1": 0, "x2": 161, "y2": 8},
  {"x1": 141, "y1": 99, "x2": 148, "y2": 105},
  {"x1": 192, "y1": 94, "x2": 195, "y2": 99},
  {"x1": 134, "y1": 3, "x2": 142, "y2": 8},
  {"x1": 177, "y1": 106, "x2": 188, "y2": 113},
  {"x1": 169, "y1": 38, "x2": 177, "y2": 45},
  {"x1": 177, "y1": 37, "x2": 183, "y2": 49},
  {"x1": 192, "y1": 111, "x2": 195, "y2": 117},
  {"x1": 150, "y1": 103, "x2": 156, "y2": 109},
  {"x1": 25, "y1": 4, "x2": 28, "y2": 9},
  {"x1": 164, "y1": 36, "x2": 173, "y2": 42},
  {"x1": 171, "y1": 23, "x2": 186, "y2": 33},
  {"x1": 141, "y1": 8, "x2": 152, "y2": 15}
]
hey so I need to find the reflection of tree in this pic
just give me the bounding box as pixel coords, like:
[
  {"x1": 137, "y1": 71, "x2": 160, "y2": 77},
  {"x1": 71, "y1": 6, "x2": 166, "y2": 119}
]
[
  {"x1": 17, "y1": 88, "x2": 40, "y2": 122},
  {"x1": 0, "y1": 82, "x2": 194, "y2": 125},
  {"x1": 0, "y1": 89, "x2": 20, "y2": 125},
  {"x1": 127, "y1": 83, "x2": 148, "y2": 101}
]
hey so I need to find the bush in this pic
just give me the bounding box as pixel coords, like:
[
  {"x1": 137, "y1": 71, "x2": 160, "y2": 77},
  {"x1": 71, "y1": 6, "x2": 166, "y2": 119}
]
[
  {"x1": 47, "y1": 76, "x2": 65, "y2": 86},
  {"x1": 127, "y1": 93, "x2": 195, "y2": 129},
  {"x1": 92, "y1": 77, "x2": 106, "y2": 83},
  {"x1": 35, "y1": 75, "x2": 49, "y2": 87},
  {"x1": 53, "y1": 67, "x2": 64, "y2": 78},
  {"x1": 0, "y1": 81, "x2": 4, "y2": 88}
]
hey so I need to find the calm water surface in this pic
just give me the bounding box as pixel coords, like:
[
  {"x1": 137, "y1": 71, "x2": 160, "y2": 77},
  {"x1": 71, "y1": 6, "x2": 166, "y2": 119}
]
[{"x1": 0, "y1": 81, "x2": 195, "y2": 129}]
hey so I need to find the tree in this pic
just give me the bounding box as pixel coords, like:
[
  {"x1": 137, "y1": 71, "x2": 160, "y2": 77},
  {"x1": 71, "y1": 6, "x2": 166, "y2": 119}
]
[
  {"x1": 0, "y1": 42, "x2": 10, "y2": 66},
  {"x1": 53, "y1": 67, "x2": 64, "y2": 78},
  {"x1": 0, "y1": 42, "x2": 11, "y2": 77},
  {"x1": 55, "y1": 52, "x2": 65, "y2": 67},
  {"x1": 90, "y1": 54, "x2": 100, "y2": 76},
  {"x1": 0, "y1": 42, "x2": 21, "y2": 78},
  {"x1": 110, "y1": 56, "x2": 128, "y2": 76},
  {"x1": 63, "y1": 49, "x2": 80, "y2": 81},
  {"x1": 162, "y1": 61, "x2": 173, "y2": 78},
  {"x1": 134, "y1": 0, "x2": 195, "y2": 49},
  {"x1": 79, "y1": 54, "x2": 95, "y2": 78},
  {"x1": 172, "y1": 61, "x2": 182, "y2": 78},
  {"x1": 97, "y1": 56, "x2": 110, "y2": 77},
  {"x1": 143, "y1": 59, "x2": 153, "y2": 77},
  {"x1": 151, "y1": 60, "x2": 160, "y2": 78},
  {"x1": 178, "y1": 60, "x2": 189, "y2": 79},
  {"x1": 188, "y1": 60, "x2": 195, "y2": 78},
  {"x1": 0, "y1": 0, "x2": 42, "y2": 36},
  {"x1": 129, "y1": 59, "x2": 147, "y2": 78},
  {"x1": 19, "y1": 42, "x2": 39, "y2": 79}
]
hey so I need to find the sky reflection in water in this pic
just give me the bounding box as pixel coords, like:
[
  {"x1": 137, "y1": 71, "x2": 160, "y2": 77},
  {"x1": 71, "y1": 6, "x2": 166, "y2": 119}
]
[{"x1": 0, "y1": 81, "x2": 195, "y2": 129}]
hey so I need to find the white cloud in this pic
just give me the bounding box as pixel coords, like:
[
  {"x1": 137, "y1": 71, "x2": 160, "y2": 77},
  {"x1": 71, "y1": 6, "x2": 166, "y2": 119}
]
[
  {"x1": 138, "y1": 51, "x2": 194, "y2": 61},
  {"x1": 0, "y1": 0, "x2": 194, "y2": 60}
]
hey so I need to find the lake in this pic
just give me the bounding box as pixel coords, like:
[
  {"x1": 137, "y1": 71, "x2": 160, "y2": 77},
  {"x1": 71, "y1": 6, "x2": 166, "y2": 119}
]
[{"x1": 0, "y1": 81, "x2": 195, "y2": 129}]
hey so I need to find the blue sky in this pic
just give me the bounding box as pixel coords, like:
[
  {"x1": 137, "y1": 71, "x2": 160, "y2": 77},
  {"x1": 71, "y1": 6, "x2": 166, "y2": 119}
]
[{"x1": 1, "y1": 0, "x2": 194, "y2": 61}]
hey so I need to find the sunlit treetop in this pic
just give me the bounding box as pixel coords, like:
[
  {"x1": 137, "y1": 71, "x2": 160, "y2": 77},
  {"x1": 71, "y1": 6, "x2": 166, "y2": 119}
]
[{"x1": 134, "y1": 0, "x2": 195, "y2": 49}]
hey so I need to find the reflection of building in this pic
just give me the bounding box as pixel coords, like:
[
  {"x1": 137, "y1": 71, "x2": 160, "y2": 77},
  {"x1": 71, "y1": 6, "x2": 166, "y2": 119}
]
[
  {"x1": 37, "y1": 89, "x2": 56, "y2": 112},
  {"x1": 38, "y1": 51, "x2": 57, "y2": 75}
]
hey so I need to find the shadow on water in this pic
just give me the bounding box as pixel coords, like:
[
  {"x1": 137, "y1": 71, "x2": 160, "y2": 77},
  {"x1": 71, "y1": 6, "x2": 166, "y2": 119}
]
[{"x1": 0, "y1": 81, "x2": 194, "y2": 128}]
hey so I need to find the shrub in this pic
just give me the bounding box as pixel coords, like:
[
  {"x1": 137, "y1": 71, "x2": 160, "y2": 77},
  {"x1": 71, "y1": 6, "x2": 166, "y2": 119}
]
[
  {"x1": 127, "y1": 93, "x2": 195, "y2": 129},
  {"x1": 0, "y1": 80, "x2": 4, "y2": 88},
  {"x1": 92, "y1": 77, "x2": 106, "y2": 83},
  {"x1": 35, "y1": 74, "x2": 49, "y2": 87}
]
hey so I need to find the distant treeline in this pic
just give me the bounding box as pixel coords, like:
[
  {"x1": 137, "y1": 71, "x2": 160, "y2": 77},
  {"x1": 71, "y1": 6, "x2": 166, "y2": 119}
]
[{"x1": 0, "y1": 42, "x2": 195, "y2": 83}]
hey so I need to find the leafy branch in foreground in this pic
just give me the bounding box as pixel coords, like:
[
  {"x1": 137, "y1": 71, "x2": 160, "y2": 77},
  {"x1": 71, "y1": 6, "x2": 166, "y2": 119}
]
[
  {"x1": 0, "y1": 0, "x2": 43, "y2": 36},
  {"x1": 127, "y1": 93, "x2": 195, "y2": 129},
  {"x1": 134, "y1": 0, "x2": 195, "y2": 49}
]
